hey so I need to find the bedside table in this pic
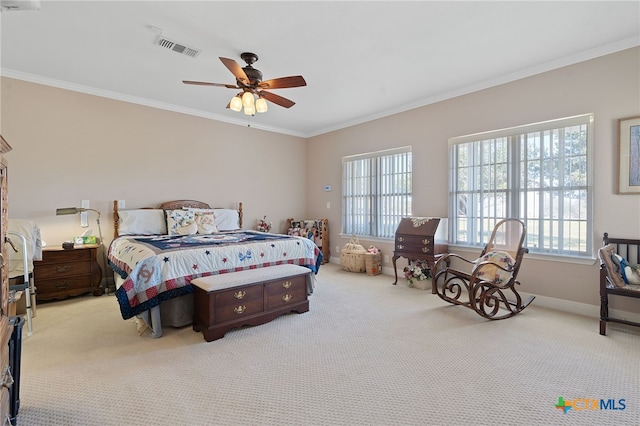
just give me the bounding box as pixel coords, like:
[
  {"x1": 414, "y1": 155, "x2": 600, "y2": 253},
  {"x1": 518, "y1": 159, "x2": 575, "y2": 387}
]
[{"x1": 34, "y1": 244, "x2": 103, "y2": 301}]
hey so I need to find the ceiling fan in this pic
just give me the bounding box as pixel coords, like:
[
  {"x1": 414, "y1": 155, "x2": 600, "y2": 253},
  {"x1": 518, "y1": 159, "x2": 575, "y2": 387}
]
[{"x1": 183, "y1": 52, "x2": 307, "y2": 114}]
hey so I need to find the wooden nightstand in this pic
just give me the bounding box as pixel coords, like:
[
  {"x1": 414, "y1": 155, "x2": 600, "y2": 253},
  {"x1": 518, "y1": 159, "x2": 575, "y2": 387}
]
[{"x1": 34, "y1": 244, "x2": 103, "y2": 301}]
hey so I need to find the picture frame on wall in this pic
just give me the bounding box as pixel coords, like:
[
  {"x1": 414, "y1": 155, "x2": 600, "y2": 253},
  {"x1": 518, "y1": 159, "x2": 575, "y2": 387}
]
[{"x1": 618, "y1": 115, "x2": 640, "y2": 194}]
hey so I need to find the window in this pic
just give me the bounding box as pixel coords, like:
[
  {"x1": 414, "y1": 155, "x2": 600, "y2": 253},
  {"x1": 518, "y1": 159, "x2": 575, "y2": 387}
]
[
  {"x1": 342, "y1": 147, "x2": 412, "y2": 239},
  {"x1": 449, "y1": 114, "x2": 593, "y2": 258}
]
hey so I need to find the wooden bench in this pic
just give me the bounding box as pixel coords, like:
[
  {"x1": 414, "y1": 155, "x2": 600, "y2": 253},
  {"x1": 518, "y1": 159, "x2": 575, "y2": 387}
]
[
  {"x1": 192, "y1": 264, "x2": 311, "y2": 341},
  {"x1": 599, "y1": 233, "x2": 640, "y2": 335}
]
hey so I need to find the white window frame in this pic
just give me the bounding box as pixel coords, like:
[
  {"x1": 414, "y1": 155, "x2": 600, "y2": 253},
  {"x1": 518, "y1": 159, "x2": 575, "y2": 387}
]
[
  {"x1": 448, "y1": 114, "x2": 594, "y2": 259},
  {"x1": 342, "y1": 147, "x2": 412, "y2": 239}
]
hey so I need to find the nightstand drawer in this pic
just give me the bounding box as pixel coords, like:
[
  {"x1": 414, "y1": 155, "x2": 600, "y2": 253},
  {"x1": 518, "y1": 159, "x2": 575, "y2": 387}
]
[
  {"x1": 34, "y1": 261, "x2": 92, "y2": 280},
  {"x1": 42, "y1": 249, "x2": 92, "y2": 263},
  {"x1": 37, "y1": 276, "x2": 92, "y2": 294}
]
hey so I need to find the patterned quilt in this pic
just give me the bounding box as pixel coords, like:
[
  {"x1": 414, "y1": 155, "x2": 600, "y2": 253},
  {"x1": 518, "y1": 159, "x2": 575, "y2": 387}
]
[{"x1": 109, "y1": 231, "x2": 322, "y2": 319}]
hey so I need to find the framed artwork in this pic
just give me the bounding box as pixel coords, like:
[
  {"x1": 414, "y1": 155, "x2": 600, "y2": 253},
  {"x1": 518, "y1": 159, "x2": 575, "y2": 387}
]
[{"x1": 618, "y1": 115, "x2": 640, "y2": 194}]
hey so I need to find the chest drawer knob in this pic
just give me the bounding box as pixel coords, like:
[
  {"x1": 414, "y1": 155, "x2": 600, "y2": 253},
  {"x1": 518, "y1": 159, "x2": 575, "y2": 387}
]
[
  {"x1": 397, "y1": 244, "x2": 404, "y2": 250},
  {"x1": 422, "y1": 238, "x2": 431, "y2": 245},
  {"x1": 55, "y1": 281, "x2": 69, "y2": 289},
  {"x1": 234, "y1": 305, "x2": 246, "y2": 315},
  {"x1": 55, "y1": 265, "x2": 72, "y2": 273},
  {"x1": 282, "y1": 294, "x2": 292, "y2": 303},
  {"x1": 234, "y1": 290, "x2": 246, "y2": 299},
  {"x1": 422, "y1": 247, "x2": 431, "y2": 253},
  {"x1": 282, "y1": 280, "x2": 292, "y2": 289},
  {"x1": 397, "y1": 236, "x2": 404, "y2": 242}
]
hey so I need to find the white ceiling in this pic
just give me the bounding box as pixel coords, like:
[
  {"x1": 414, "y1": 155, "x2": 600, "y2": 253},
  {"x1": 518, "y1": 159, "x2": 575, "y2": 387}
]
[{"x1": 1, "y1": 1, "x2": 639, "y2": 137}]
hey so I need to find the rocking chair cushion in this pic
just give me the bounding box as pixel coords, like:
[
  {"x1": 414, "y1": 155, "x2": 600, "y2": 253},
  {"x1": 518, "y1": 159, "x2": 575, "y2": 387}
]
[{"x1": 473, "y1": 251, "x2": 515, "y2": 284}]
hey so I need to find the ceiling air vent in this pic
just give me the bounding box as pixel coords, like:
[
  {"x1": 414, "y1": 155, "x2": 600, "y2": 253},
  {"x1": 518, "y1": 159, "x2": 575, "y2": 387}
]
[
  {"x1": 154, "y1": 36, "x2": 201, "y2": 58},
  {"x1": 1, "y1": 0, "x2": 41, "y2": 12}
]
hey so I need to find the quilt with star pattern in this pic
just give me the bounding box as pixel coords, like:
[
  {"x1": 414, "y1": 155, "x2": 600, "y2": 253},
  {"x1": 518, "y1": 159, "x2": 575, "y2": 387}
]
[{"x1": 109, "y1": 231, "x2": 322, "y2": 319}]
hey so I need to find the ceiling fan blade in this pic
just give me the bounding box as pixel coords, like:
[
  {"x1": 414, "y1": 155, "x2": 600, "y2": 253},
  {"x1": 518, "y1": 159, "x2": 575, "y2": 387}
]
[
  {"x1": 182, "y1": 80, "x2": 238, "y2": 88},
  {"x1": 258, "y1": 76, "x2": 307, "y2": 89},
  {"x1": 260, "y1": 90, "x2": 296, "y2": 108},
  {"x1": 219, "y1": 57, "x2": 250, "y2": 85}
]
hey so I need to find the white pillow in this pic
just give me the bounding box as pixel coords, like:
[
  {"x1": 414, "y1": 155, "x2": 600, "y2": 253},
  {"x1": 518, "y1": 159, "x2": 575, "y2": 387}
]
[
  {"x1": 117, "y1": 209, "x2": 167, "y2": 236},
  {"x1": 213, "y1": 209, "x2": 240, "y2": 231}
]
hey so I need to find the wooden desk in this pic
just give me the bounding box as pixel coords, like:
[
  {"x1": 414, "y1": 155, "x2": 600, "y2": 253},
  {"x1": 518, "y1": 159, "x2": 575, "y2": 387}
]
[{"x1": 392, "y1": 217, "x2": 448, "y2": 293}]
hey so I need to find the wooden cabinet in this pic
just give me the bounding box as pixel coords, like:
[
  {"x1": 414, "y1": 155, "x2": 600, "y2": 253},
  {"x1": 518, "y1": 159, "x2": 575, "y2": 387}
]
[
  {"x1": 392, "y1": 217, "x2": 448, "y2": 292},
  {"x1": 34, "y1": 245, "x2": 102, "y2": 301},
  {"x1": 0, "y1": 136, "x2": 13, "y2": 424}
]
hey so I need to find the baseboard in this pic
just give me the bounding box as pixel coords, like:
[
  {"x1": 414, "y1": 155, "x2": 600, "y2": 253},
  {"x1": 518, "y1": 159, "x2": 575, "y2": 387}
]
[{"x1": 328, "y1": 256, "x2": 640, "y2": 323}]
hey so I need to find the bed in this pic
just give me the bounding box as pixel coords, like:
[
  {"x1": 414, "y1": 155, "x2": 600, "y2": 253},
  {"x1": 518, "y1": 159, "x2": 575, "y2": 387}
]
[{"x1": 108, "y1": 200, "x2": 322, "y2": 337}]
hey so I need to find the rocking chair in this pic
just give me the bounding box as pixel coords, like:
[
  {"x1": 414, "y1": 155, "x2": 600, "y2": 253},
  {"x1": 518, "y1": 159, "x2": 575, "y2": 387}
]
[{"x1": 433, "y1": 218, "x2": 535, "y2": 319}]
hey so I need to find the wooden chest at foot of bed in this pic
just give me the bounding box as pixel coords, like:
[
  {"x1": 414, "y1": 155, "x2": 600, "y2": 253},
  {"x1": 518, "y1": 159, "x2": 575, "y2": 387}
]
[{"x1": 191, "y1": 264, "x2": 311, "y2": 342}]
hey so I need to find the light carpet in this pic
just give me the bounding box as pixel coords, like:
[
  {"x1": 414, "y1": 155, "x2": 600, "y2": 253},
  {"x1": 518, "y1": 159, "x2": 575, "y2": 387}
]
[{"x1": 17, "y1": 264, "x2": 640, "y2": 425}]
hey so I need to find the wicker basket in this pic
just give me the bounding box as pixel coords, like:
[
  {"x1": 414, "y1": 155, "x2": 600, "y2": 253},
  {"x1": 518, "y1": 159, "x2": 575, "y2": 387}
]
[{"x1": 340, "y1": 236, "x2": 367, "y2": 272}]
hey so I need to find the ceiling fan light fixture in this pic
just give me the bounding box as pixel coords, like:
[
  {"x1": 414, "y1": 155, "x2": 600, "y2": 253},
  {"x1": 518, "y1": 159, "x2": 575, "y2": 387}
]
[
  {"x1": 242, "y1": 91, "x2": 255, "y2": 108},
  {"x1": 229, "y1": 95, "x2": 243, "y2": 112},
  {"x1": 255, "y1": 97, "x2": 268, "y2": 113},
  {"x1": 183, "y1": 53, "x2": 305, "y2": 114}
]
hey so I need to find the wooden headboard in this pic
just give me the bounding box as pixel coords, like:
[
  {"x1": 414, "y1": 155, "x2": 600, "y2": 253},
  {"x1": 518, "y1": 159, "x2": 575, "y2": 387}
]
[{"x1": 113, "y1": 200, "x2": 243, "y2": 237}]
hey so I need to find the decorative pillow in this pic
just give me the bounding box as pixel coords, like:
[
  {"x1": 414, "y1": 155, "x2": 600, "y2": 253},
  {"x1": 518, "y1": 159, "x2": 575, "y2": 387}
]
[
  {"x1": 194, "y1": 211, "x2": 218, "y2": 234},
  {"x1": 473, "y1": 251, "x2": 515, "y2": 284},
  {"x1": 598, "y1": 244, "x2": 626, "y2": 288},
  {"x1": 165, "y1": 209, "x2": 197, "y2": 236},
  {"x1": 117, "y1": 209, "x2": 167, "y2": 236},
  {"x1": 609, "y1": 250, "x2": 640, "y2": 285}
]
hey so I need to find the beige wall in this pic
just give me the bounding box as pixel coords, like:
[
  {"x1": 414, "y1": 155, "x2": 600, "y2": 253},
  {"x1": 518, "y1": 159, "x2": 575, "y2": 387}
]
[
  {"x1": 0, "y1": 78, "x2": 308, "y2": 244},
  {"x1": 307, "y1": 47, "x2": 640, "y2": 312},
  {"x1": 1, "y1": 47, "x2": 639, "y2": 314}
]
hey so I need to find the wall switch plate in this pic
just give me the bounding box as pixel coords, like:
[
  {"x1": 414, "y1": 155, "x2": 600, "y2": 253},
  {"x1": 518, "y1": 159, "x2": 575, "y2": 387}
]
[
  {"x1": 336, "y1": 245, "x2": 340, "y2": 254},
  {"x1": 326, "y1": 202, "x2": 331, "y2": 209},
  {"x1": 81, "y1": 200, "x2": 89, "y2": 227},
  {"x1": 384, "y1": 255, "x2": 390, "y2": 263}
]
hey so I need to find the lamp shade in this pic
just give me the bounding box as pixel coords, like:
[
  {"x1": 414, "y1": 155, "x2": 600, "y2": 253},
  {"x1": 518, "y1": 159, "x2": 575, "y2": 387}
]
[
  {"x1": 242, "y1": 91, "x2": 255, "y2": 108},
  {"x1": 255, "y1": 97, "x2": 268, "y2": 113},
  {"x1": 56, "y1": 207, "x2": 80, "y2": 215},
  {"x1": 56, "y1": 207, "x2": 101, "y2": 219},
  {"x1": 229, "y1": 95, "x2": 243, "y2": 112},
  {"x1": 243, "y1": 104, "x2": 255, "y2": 116}
]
